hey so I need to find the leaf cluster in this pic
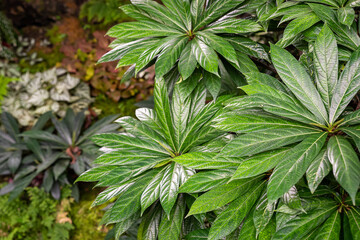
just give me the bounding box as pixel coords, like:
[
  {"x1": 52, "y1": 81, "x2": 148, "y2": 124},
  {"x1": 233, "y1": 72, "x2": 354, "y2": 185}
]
[{"x1": 0, "y1": 109, "x2": 118, "y2": 200}]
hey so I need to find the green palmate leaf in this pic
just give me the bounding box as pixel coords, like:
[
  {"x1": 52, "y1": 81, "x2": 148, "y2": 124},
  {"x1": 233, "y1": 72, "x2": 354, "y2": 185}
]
[
  {"x1": 270, "y1": 44, "x2": 328, "y2": 125},
  {"x1": 253, "y1": 192, "x2": 277, "y2": 237},
  {"x1": 179, "y1": 169, "x2": 234, "y2": 193},
  {"x1": 188, "y1": 176, "x2": 262, "y2": 216},
  {"x1": 204, "y1": 19, "x2": 263, "y2": 34},
  {"x1": 173, "y1": 152, "x2": 243, "y2": 170},
  {"x1": 220, "y1": 128, "x2": 321, "y2": 158},
  {"x1": 109, "y1": 171, "x2": 158, "y2": 223},
  {"x1": 230, "y1": 148, "x2": 290, "y2": 180},
  {"x1": 192, "y1": 37, "x2": 219, "y2": 76},
  {"x1": 341, "y1": 127, "x2": 360, "y2": 151},
  {"x1": 178, "y1": 42, "x2": 197, "y2": 80},
  {"x1": 158, "y1": 194, "x2": 186, "y2": 240},
  {"x1": 347, "y1": 208, "x2": 360, "y2": 239},
  {"x1": 194, "y1": 0, "x2": 245, "y2": 31},
  {"x1": 267, "y1": 132, "x2": 327, "y2": 202},
  {"x1": 279, "y1": 12, "x2": 320, "y2": 48},
  {"x1": 327, "y1": 136, "x2": 360, "y2": 204},
  {"x1": 309, "y1": 3, "x2": 360, "y2": 50},
  {"x1": 337, "y1": 7, "x2": 355, "y2": 27},
  {"x1": 313, "y1": 24, "x2": 338, "y2": 108},
  {"x1": 272, "y1": 205, "x2": 337, "y2": 240},
  {"x1": 226, "y1": 37, "x2": 269, "y2": 62},
  {"x1": 306, "y1": 148, "x2": 331, "y2": 194},
  {"x1": 213, "y1": 112, "x2": 316, "y2": 133},
  {"x1": 329, "y1": 47, "x2": 360, "y2": 123},
  {"x1": 106, "y1": 21, "x2": 182, "y2": 40},
  {"x1": 314, "y1": 210, "x2": 340, "y2": 240},
  {"x1": 203, "y1": 71, "x2": 221, "y2": 100},
  {"x1": 208, "y1": 181, "x2": 265, "y2": 240},
  {"x1": 155, "y1": 36, "x2": 189, "y2": 77}
]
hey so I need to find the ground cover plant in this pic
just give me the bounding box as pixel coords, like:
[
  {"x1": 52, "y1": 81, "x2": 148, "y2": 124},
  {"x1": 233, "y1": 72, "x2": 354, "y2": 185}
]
[
  {"x1": 76, "y1": 0, "x2": 360, "y2": 239},
  {"x1": 1, "y1": 0, "x2": 360, "y2": 239}
]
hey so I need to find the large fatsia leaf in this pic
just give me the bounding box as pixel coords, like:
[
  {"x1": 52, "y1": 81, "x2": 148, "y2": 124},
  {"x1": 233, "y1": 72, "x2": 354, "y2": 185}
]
[
  {"x1": 267, "y1": 132, "x2": 327, "y2": 202},
  {"x1": 272, "y1": 203, "x2": 337, "y2": 239},
  {"x1": 187, "y1": 176, "x2": 262, "y2": 215},
  {"x1": 220, "y1": 128, "x2": 322, "y2": 158},
  {"x1": 329, "y1": 46, "x2": 360, "y2": 123},
  {"x1": 313, "y1": 210, "x2": 340, "y2": 240},
  {"x1": 270, "y1": 44, "x2": 328, "y2": 125},
  {"x1": 208, "y1": 181, "x2": 265, "y2": 240},
  {"x1": 347, "y1": 208, "x2": 360, "y2": 239},
  {"x1": 327, "y1": 136, "x2": 360, "y2": 204},
  {"x1": 306, "y1": 148, "x2": 331, "y2": 194},
  {"x1": 313, "y1": 24, "x2": 338, "y2": 108}
]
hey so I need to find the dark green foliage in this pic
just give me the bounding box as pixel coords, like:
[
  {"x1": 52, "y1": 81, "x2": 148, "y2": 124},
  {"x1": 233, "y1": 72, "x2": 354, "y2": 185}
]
[
  {"x1": 99, "y1": 0, "x2": 269, "y2": 98},
  {"x1": 0, "y1": 12, "x2": 16, "y2": 58},
  {"x1": 80, "y1": 0, "x2": 132, "y2": 26},
  {"x1": 0, "y1": 187, "x2": 73, "y2": 240},
  {"x1": 78, "y1": 0, "x2": 360, "y2": 239},
  {"x1": 77, "y1": 74, "x2": 231, "y2": 238},
  {"x1": 0, "y1": 110, "x2": 119, "y2": 200}
]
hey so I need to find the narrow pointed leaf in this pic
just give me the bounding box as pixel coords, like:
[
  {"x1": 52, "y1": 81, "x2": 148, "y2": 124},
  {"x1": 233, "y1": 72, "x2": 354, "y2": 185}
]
[
  {"x1": 267, "y1": 132, "x2": 327, "y2": 202},
  {"x1": 178, "y1": 42, "x2": 197, "y2": 80},
  {"x1": 208, "y1": 181, "x2": 265, "y2": 240},
  {"x1": 347, "y1": 208, "x2": 360, "y2": 239},
  {"x1": 314, "y1": 210, "x2": 340, "y2": 240},
  {"x1": 306, "y1": 148, "x2": 331, "y2": 194},
  {"x1": 188, "y1": 176, "x2": 262, "y2": 215},
  {"x1": 313, "y1": 24, "x2": 338, "y2": 108},
  {"x1": 327, "y1": 136, "x2": 360, "y2": 204},
  {"x1": 221, "y1": 128, "x2": 321, "y2": 158},
  {"x1": 270, "y1": 44, "x2": 328, "y2": 125},
  {"x1": 192, "y1": 37, "x2": 219, "y2": 76}
]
